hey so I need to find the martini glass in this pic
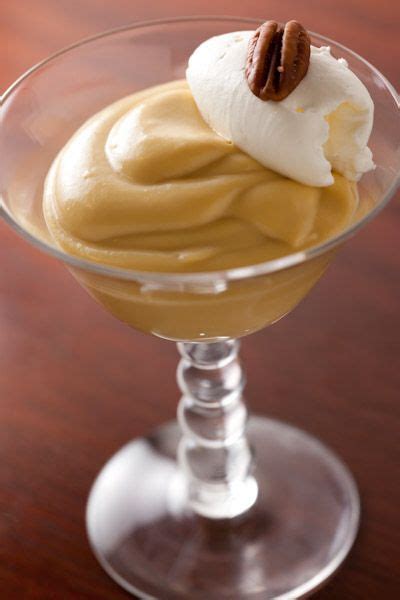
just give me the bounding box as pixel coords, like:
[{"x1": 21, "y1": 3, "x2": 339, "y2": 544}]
[{"x1": 1, "y1": 17, "x2": 399, "y2": 600}]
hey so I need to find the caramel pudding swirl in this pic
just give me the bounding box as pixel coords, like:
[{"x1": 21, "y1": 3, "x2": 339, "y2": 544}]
[{"x1": 43, "y1": 80, "x2": 358, "y2": 273}]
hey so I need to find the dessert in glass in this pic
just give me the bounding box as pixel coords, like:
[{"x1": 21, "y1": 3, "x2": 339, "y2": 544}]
[{"x1": 1, "y1": 17, "x2": 399, "y2": 600}]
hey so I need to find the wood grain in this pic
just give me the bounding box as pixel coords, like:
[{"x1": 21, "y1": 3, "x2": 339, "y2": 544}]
[{"x1": 1, "y1": 1, "x2": 399, "y2": 598}]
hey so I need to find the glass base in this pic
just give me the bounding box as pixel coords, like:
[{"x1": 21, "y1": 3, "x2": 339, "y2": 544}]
[{"x1": 86, "y1": 417, "x2": 359, "y2": 599}]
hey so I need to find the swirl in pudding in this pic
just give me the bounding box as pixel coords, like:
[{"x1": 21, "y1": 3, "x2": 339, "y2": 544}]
[{"x1": 43, "y1": 81, "x2": 358, "y2": 274}]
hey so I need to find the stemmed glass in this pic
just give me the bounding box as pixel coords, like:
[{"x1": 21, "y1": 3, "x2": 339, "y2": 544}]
[{"x1": 1, "y1": 17, "x2": 399, "y2": 600}]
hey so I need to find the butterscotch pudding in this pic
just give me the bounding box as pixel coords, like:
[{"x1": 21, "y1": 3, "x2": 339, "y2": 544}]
[{"x1": 42, "y1": 21, "x2": 374, "y2": 339}]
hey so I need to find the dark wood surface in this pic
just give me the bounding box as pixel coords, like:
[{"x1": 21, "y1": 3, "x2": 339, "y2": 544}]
[{"x1": 1, "y1": 1, "x2": 399, "y2": 598}]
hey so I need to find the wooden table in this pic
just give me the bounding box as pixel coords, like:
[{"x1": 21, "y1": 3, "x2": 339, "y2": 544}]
[{"x1": 1, "y1": 1, "x2": 399, "y2": 598}]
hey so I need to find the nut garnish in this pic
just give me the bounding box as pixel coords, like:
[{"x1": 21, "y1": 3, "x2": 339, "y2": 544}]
[{"x1": 245, "y1": 20, "x2": 311, "y2": 101}]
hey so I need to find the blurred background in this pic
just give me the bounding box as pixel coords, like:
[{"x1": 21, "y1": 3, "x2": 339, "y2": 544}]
[
  {"x1": 1, "y1": 1, "x2": 399, "y2": 599},
  {"x1": 2, "y1": 0, "x2": 399, "y2": 87}
]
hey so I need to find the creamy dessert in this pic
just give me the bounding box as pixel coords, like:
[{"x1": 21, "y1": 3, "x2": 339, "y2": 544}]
[{"x1": 42, "y1": 21, "x2": 374, "y2": 339}]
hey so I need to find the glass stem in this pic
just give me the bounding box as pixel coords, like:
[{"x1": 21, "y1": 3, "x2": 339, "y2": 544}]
[{"x1": 177, "y1": 340, "x2": 258, "y2": 519}]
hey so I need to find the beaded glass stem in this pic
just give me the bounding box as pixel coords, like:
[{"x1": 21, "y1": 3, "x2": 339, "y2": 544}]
[{"x1": 177, "y1": 340, "x2": 258, "y2": 519}]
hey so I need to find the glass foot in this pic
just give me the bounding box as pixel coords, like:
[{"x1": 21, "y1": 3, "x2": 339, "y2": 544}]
[{"x1": 86, "y1": 417, "x2": 359, "y2": 599}]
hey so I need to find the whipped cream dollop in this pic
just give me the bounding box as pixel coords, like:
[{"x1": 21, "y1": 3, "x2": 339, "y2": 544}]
[{"x1": 186, "y1": 32, "x2": 374, "y2": 187}]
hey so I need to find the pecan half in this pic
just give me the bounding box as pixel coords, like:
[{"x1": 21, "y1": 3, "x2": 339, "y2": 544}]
[{"x1": 245, "y1": 20, "x2": 311, "y2": 101}]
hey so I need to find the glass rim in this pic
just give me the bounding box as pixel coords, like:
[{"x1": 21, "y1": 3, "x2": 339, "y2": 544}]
[{"x1": 1, "y1": 15, "x2": 399, "y2": 283}]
